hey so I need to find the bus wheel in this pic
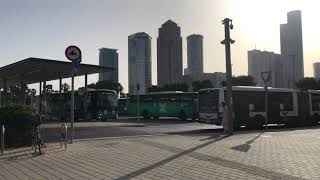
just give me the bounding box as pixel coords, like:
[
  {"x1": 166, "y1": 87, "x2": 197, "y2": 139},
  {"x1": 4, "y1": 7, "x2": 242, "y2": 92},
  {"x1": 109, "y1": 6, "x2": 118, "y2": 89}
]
[
  {"x1": 247, "y1": 116, "x2": 264, "y2": 129},
  {"x1": 311, "y1": 115, "x2": 319, "y2": 126},
  {"x1": 234, "y1": 123, "x2": 241, "y2": 130},
  {"x1": 179, "y1": 111, "x2": 187, "y2": 121},
  {"x1": 142, "y1": 110, "x2": 150, "y2": 119},
  {"x1": 191, "y1": 114, "x2": 197, "y2": 121}
]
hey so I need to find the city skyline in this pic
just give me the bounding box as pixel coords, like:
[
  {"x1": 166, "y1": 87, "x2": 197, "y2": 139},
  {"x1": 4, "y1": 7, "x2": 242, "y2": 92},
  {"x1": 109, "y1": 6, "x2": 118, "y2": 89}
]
[
  {"x1": 187, "y1": 34, "x2": 204, "y2": 76},
  {"x1": 157, "y1": 20, "x2": 183, "y2": 86},
  {"x1": 128, "y1": 32, "x2": 152, "y2": 95},
  {"x1": 99, "y1": 48, "x2": 119, "y2": 82},
  {"x1": 0, "y1": 0, "x2": 319, "y2": 93},
  {"x1": 248, "y1": 10, "x2": 304, "y2": 89}
]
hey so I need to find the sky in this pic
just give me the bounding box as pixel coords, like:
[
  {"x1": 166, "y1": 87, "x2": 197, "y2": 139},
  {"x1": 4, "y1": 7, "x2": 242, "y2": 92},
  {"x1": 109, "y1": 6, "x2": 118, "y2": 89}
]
[{"x1": 0, "y1": 0, "x2": 319, "y2": 93}]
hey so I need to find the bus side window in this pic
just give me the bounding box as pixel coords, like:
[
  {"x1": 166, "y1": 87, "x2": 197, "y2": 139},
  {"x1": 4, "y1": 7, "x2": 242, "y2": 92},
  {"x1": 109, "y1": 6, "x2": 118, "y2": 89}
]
[
  {"x1": 280, "y1": 104, "x2": 284, "y2": 111},
  {"x1": 249, "y1": 104, "x2": 254, "y2": 111}
]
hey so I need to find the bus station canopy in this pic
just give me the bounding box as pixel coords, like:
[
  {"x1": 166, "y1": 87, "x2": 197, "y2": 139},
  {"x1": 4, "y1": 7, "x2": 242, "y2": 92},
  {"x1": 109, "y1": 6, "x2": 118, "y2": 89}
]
[{"x1": 0, "y1": 57, "x2": 113, "y2": 88}]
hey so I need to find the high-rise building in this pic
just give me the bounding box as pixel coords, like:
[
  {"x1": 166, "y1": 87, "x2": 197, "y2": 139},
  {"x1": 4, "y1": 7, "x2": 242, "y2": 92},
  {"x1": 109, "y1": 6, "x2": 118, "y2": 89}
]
[
  {"x1": 187, "y1": 34, "x2": 203, "y2": 77},
  {"x1": 248, "y1": 49, "x2": 286, "y2": 88},
  {"x1": 280, "y1": 10, "x2": 304, "y2": 88},
  {"x1": 313, "y1": 63, "x2": 320, "y2": 79},
  {"x1": 128, "y1": 32, "x2": 152, "y2": 95},
  {"x1": 99, "y1": 48, "x2": 118, "y2": 82},
  {"x1": 157, "y1": 20, "x2": 183, "y2": 86}
]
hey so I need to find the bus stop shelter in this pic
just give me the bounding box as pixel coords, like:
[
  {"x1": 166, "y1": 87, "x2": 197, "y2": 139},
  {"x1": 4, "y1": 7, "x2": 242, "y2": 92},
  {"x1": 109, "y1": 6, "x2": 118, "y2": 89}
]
[{"x1": 0, "y1": 57, "x2": 114, "y2": 110}]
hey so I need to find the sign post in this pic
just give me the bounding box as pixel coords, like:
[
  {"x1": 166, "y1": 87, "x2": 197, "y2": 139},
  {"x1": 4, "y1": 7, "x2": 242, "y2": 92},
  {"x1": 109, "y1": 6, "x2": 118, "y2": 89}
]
[
  {"x1": 137, "y1": 83, "x2": 140, "y2": 125},
  {"x1": 65, "y1": 45, "x2": 81, "y2": 143},
  {"x1": 261, "y1": 71, "x2": 271, "y2": 130}
]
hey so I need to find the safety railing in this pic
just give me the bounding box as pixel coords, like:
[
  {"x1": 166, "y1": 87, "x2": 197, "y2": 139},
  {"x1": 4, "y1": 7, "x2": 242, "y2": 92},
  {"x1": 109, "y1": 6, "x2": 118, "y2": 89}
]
[{"x1": 61, "y1": 123, "x2": 67, "y2": 150}]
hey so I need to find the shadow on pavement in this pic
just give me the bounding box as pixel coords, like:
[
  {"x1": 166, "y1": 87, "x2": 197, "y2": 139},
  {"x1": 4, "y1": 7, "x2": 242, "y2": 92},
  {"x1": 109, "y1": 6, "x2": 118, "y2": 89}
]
[
  {"x1": 115, "y1": 134, "x2": 231, "y2": 180},
  {"x1": 230, "y1": 132, "x2": 264, "y2": 152}
]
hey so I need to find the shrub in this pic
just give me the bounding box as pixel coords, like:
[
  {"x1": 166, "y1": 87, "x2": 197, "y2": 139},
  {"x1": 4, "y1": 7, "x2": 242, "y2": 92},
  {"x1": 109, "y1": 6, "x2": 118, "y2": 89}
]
[{"x1": 0, "y1": 104, "x2": 40, "y2": 147}]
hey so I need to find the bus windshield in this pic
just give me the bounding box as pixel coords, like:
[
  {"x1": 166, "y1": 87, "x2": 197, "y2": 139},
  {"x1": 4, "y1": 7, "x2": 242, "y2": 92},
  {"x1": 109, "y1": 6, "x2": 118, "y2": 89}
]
[
  {"x1": 198, "y1": 89, "x2": 220, "y2": 113},
  {"x1": 97, "y1": 92, "x2": 117, "y2": 109}
]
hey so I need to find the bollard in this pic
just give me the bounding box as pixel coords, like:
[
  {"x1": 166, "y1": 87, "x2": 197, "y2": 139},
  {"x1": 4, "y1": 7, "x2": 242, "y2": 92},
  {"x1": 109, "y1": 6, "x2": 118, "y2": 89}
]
[
  {"x1": 60, "y1": 123, "x2": 67, "y2": 150},
  {"x1": 1, "y1": 125, "x2": 5, "y2": 156}
]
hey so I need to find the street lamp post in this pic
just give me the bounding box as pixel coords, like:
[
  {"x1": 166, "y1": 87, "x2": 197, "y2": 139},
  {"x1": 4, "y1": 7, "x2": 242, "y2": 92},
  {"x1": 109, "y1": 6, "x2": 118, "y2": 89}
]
[
  {"x1": 221, "y1": 18, "x2": 235, "y2": 134},
  {"x1": 288, "y1": 54, "x2": 296, "y2": 89}
]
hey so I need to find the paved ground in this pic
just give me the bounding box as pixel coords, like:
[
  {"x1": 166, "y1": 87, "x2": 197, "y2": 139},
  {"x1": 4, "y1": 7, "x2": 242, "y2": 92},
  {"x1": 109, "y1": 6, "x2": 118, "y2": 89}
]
[
  {"x1": 1, "y1": 119, "x2": 320, "y2": 179},
  {"x1": 41, "y1": 118, "x2": 219, "y2": 142}
]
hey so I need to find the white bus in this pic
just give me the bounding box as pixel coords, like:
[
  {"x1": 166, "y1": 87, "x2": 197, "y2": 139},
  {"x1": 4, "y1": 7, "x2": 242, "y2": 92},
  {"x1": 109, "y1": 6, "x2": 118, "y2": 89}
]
[{"x1": 198, "y1": 86, "x2": 299, "y2": 129}]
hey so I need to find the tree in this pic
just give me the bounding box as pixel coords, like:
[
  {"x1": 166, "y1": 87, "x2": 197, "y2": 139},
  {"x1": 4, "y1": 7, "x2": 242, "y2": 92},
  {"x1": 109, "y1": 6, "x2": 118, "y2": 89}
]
[
  {"x1": 87, "y1": 83, "x2": 96, "y2": 89},
  {"x1": 89, "y1": 80, "x2": 124, "y2": 95},
  {"x1": 221, "y1": 75, "x2": 256, "y2": 86},
  {"x1": 296, "y1": 78, "x2": 319, "y2": 91},
  {"x1": 61, "y1": 83, "x2": 70, "y2": 93},
  {"x1": 9, "y1": 85, "x2": 30, "y2": 96},
  {"x1": 29, "y1": 89, "x2": 37, "y2": 96},
  {"x1": 120, "y1": 92, "x2": 129, "y2": 98},
  {"x1": 148, "y1": 83, "x2": 189, "y2": 92},
  {"x1": 192, "y1": 80, "x2": 213, "y2": 92},
  {"x1": 148, "y1": 85, "x2": 160, "y2": 93}
]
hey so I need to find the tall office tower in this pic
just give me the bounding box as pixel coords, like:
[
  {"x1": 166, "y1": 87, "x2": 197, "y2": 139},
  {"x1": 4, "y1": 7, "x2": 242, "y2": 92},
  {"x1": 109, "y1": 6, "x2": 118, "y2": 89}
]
[
  {"x1": 313, "y1": 63, "x2": 320, "y2": 79},
  {"x1": 157, "y1": 20, "x2": 183, "y2": 86},
  {"x1": 128, "y1": 32, "x2": 152, "y2": 95},
  {"x1": 280, "y1": 10, "x2": 304, "y2": 88},
  {"x1": 248, "y1": 49, "x2": 286, "y2": 88},
  {"x1": 99, "y1": 48, "x2": 119, "y2": 82},
  {"x1": 187, "y1": 34, "x2": 203, "y2": 79}
]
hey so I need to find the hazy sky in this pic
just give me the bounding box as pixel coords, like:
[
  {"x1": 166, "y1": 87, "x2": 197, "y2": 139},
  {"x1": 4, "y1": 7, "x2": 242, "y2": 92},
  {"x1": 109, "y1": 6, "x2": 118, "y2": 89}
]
[{"x1": 0, "y1": 0, "x2": 319, "y2": 92}]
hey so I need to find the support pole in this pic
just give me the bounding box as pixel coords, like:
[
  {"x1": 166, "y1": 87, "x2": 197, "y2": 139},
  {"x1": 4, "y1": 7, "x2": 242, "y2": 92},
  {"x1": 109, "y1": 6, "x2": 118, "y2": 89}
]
[
  {"x1": 60, "y1": 123, "x2": 67, "y2": 150},
  {"x1": 59, "y1": 78, "x2": 62, "y2": 94},
  {"x1": 261, "y1": 71, "x2": 271, "y2": 130},
  {"x1": 84, "y1": 74, "x2": 88, "y2": 91},
  {"x1": 71, "y1": 72, "x2": 74, "y2": 143},
  {"x1": 43, "y1": 81, "x2": 46, "y2": 116},
  {"x1": 1, "y1": 125, "x2": 4, "y2": 156},
  {"x1": 20, "y1": 79, "x2": 26, "y2": 105},
  {"x1": 84, "y1": 74, "x2": 88, "y2": 120},
  {"x1": 3, "y1": 79, "x2": 6, "y2": 105},
  {"x1": 39, "y1": 81, "x2": 42, "y2": 114},
  {"x1": 221, "y1": 18, "x2": 235, "y2": 134},
  {"x1": 265, "y1": 86, "x2": 268, "y2": 130},
  {"x1": 0, "y1": 88, "x2": 2, "y2": 108}
]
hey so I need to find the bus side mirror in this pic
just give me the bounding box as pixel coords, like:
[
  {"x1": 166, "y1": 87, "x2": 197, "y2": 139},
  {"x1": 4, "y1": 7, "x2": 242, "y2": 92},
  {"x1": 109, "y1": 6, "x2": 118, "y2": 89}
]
[
  {"x1": 249, "y1": 104, "x2": 254, "y2": 111},
  {"x1": 280, "y1": 104, "x2": 284, "y2": 110}
]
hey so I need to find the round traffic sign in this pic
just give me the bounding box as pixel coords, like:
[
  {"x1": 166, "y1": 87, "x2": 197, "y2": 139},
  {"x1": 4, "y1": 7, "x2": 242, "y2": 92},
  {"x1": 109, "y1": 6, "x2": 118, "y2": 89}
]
[{"x1": 65, "y1": 45, "x2": 82, "y2": 61}]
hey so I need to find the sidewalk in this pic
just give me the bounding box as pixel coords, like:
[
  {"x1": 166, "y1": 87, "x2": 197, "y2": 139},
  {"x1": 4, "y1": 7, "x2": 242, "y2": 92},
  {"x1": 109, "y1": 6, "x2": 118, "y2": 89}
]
[{"x1": 1, "y1": 127, "x2": 320, "y2": 179}]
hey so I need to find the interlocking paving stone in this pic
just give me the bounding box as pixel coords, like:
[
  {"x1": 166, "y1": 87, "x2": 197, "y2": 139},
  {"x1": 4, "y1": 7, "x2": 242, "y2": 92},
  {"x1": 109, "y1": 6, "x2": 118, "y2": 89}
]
[{"x1": 1, "y1": 128, "x2": 320, "y2": 179}]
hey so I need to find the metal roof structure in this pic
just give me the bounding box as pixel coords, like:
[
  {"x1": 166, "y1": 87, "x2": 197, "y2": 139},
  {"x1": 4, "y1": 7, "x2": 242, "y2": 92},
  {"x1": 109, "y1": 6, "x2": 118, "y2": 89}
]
[{"x1": 0, "y1": 57, "x2": 114, "y2": 88}]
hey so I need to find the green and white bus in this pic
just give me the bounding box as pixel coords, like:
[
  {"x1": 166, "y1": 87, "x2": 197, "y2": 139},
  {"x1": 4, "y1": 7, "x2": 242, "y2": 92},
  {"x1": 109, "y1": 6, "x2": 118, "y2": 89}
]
[
  {"x1": 118, "y1": 97, "x2": 129, "y2": 115},
  {"x1": 128, "y1": 91, "x2": 198, "y2": 120},
  {"x1": 46, "y1": 88, "x2": 118, "y2": 121}
]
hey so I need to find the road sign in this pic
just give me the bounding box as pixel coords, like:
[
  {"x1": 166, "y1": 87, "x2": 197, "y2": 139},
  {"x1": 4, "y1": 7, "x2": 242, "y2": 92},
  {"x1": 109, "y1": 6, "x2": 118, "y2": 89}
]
[
  {"x1": 65, "y1": 45, "x2": 82, "y2": 61},
  {"x1": 72, "y1": 59, "x2": 80, "y2": 75}
]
